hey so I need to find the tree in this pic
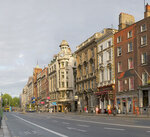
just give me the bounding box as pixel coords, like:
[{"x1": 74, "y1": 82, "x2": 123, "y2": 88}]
[
  {"x1": 12, "y1": 97, "x2": 20, "y2": 107},
  {"x1": 2, "y1": 93, "x2": 13, "y2": 107}
]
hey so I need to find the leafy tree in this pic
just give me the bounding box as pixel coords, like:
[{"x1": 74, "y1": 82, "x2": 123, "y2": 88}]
[
  {"x1": 12, "y1": 97, "x2": 20, "y2": 107},
  {"x1": 2, "y1": 93, "x2": 13, "y2": 107}
]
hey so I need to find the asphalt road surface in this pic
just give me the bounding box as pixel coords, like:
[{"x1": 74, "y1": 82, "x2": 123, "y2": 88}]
[{"x1": 4, "y1": 112, "x2": 150, "y2": 137}]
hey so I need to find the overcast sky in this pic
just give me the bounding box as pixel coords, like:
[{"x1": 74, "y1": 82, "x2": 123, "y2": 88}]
[{"x1": 0, "y1": 0, "x2": 147, "y2": 97}]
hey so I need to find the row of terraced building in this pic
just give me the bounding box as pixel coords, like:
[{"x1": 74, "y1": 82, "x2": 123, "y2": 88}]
[{"x1": 21, "y1": 4, "x2": 150, "y2": 114}]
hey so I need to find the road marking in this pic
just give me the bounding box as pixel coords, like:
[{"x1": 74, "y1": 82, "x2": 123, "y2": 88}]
[
  {"x1": 67, "y1": 127, "x2": 87, "y2": 132},
  {"x1": 48, "y1": 115, "x2": 150, "y2": 129},
  {"x1": 104, "y1": 127, "x2": 125, "y2": 131},
  {"x1": 62, "y1": 122, "x2": 70, "y2": 124},
  {"x1": 77, "y1": 124, "x2": 90, "y2": 127},
  {"x1": 12, "y1": 114, "x2": 68, "y2": 137},
  {"x1": 147, "y1": 131, "x2": 150, "y2": 132}
]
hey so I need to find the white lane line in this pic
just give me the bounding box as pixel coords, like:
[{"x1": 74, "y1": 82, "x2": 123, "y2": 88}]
[
  {"x1": 104, "y1": 127, "x2": 125, "y2": 131},
  {"x1": 62, "y1": 122, "x2": 70, "y2": 125},
  {"x1": 12, "y1": 114, "x2": 68, "y2": 137},
  {"x1": 67, "y1": 127, "x2": 87, "y2": 132},
  {"x1": 48, "y1": 115, "x2": 150, "y2": 129},
  {"x1": 77, "y1": 124, "x2": 90, "y2": 128},
  {"x1": 147, "y1": 131, "x2": 150, "y2": 132}
]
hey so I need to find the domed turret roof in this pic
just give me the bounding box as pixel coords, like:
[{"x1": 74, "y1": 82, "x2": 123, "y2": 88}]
[{"x1": 60, "y1": 40, "x2": 69, "y2": 47}]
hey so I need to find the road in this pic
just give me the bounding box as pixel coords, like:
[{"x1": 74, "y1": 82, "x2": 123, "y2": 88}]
[{"x1": 4, "y1": 112, "x2": 150, "y2": 137}]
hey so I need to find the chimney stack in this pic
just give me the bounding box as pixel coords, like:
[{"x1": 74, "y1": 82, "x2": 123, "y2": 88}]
[
  {"x1": 144, "y1": 3, "x2": 150, "y2": 18},
  {"x1": 118, "y1": 13, "x2": 135, "y2": 30}
]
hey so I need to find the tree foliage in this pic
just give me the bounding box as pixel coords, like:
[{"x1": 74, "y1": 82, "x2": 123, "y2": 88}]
[
  {"x1": 2, "y1": 93, "x2": 12, "y2": 107},
  {"x1": 1, "y1": 93, "x2": 20, "y2": 107},
  {"x1": 12, "y1": 97, "x2": 20, "y2": 107}
]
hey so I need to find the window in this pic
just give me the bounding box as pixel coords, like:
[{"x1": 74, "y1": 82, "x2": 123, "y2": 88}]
[
  {"x1": 66, "y1": 62, "x2": 68, "y2": 67},
  {"x1": 118, "y1": 80, "x2": 123, "y2": 92},
  {"x1": 118, "y1": 62, "x2": 122, "y2": 72},
  {"x1": 99, "y1": 54, "x2": 103, "y2": 64},
  {"x1": 128, "y1": 42, "x2": 133, "y2": 52},
  {"x1": 62, "y1": 62, "x2": 64, "y2": 67},
  {"x1": 127, "y1": 31, "x2": 132, "y2": 38},
  {"x1": 82, "y1": 83, "x2": 84, "y2": 90},
  {"x1": 117, "y1": 47, "x2": 122, "y2": 56},
  {"x1": 141, "y1": 53, "x2": 147, "y2": 65},
  {"x1": 117, "y1": 36, "x2": 121, "y2": 43},
  {"x1": 79, "y1": 84, "x2": 81, "y2": 91},
  {"x1": 141, "y1": 35, "x2": 147, "y2": 46},
  {"x1": 91, "y1": 49, "x2": 94, "y2": 57},
  {"x1": 107, "y1": 50, "x2": 111, "y2": 61},
  {"x1": 142, "y1": 72, "x2": 148, "y2": 85},
  {"x1": 61, "y1": 72, "x2": 64, "y2": 79},
  {"x1": 66, "y1": 81, "x2": 68, "y2": 88},
  {"x1": 85, "y1": 66, "x2": 88, "y2": 74},
  {"x1": 100, "y1": 45, "x2": 103, "y2": 51},
  {"x1": 88, "y1": 81, "x2": 90, "y2": 89},
  {"x1": 141, "y1": 24, "x2": 146, "y2": 32},
  {"x1": 100, "y1": 70, "x2": 104, "y2": 83},
  {"x1": 129, "y1": 77, "x2": 134, "y2": 90},
  {"x1": 108, "y1": 41, "x2": 111, "y2": 47},
  {"x1": 62, "y1": 82, "x2": 64, "y2": 88},
  {"x1": 128, "y1": 58, "x2": 134, "y2": 69},
  {"x1": 80, "y1": 55, "x2": 82, "y2": 63},
  {"x1": 79, "y1": 68, "x2": 82, "y2": 76},
  {"x1": 108, "y1": 67, "x2": 112, "y2": 81},
  {"x1": 91, "y1": 80, "x2": 93, "y2": 89},
  {"x1": 92, "y1": 63, "x2": 95, "y2": 73}
]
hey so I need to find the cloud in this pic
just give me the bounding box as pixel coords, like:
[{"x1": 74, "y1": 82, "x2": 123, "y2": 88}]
[{"x1": 0, "y1": 0, "x2": 145, "y2": 97}]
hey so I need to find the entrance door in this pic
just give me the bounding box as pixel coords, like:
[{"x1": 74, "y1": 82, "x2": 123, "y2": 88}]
[{"x1": 143, "y1": 90, "x2": 148, "y2": 108}]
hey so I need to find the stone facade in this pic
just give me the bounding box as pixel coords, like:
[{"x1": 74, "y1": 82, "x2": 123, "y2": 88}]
[
  {"x1": 48, "y1": 40, "x2": 76, "y2": 112},
  {"x1": 97, "y1": 28, "x2": 117, "y2": 113},
  {"x1": 76, "y1": 32, "x2": 102, "y2": 113}
]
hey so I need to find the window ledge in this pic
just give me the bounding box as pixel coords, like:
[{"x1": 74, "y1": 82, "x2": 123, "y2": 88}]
[{"x1": 140, "y1": 44, "x2": 147, "y2": 47}]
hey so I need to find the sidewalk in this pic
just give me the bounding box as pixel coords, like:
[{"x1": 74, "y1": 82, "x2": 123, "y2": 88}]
[
  {"x1": 67, "y1": 112, "x2": 150, "y2": 119},
  {"x1": 41, "y1": 111, "x2": 150, "y2": 119},
  {"x1": 0, "y1": 117, "x2": 11, "y2": 137}
]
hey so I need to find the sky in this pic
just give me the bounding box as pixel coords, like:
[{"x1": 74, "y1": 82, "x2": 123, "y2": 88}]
[{"x1": 0, "y1": 0, "x2": 147, "y2": 97}]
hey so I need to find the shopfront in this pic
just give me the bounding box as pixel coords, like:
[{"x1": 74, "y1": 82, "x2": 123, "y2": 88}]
[
  {"x1": 116, "y1": 93, "x2": 138, "y2": 114},
  {"x1": 96, "y1": 85, "x2": 114, "y2": 114}
]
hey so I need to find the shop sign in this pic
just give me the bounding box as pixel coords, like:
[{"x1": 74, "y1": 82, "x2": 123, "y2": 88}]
[
  {"x1": 41, "y1": 101, "x2": 45, "y2": 104},
  {"x1": 47, "y1": 97, "x2": 50, "y2": 100},
  {"x1": 52, "y1": 102, "x2": 57, "y2": 106}
]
